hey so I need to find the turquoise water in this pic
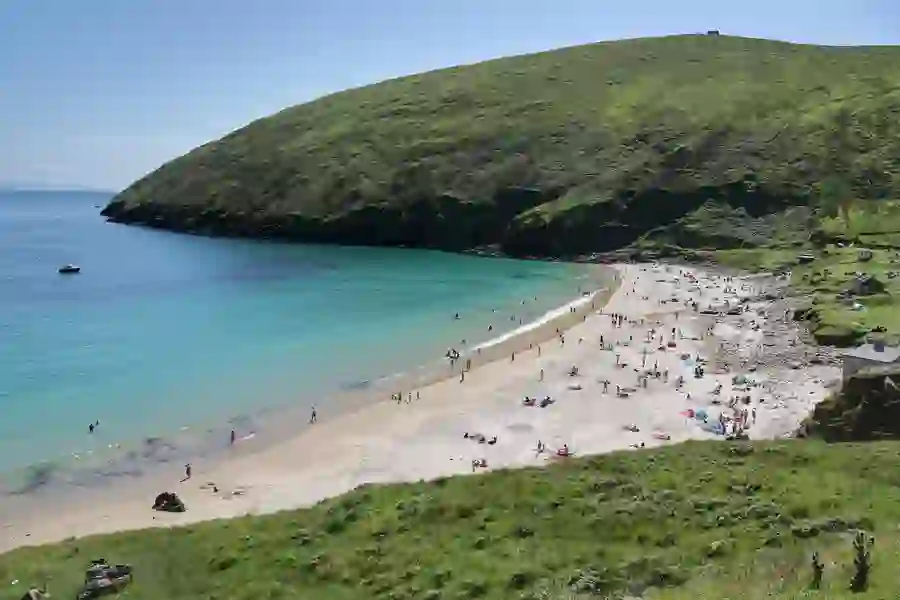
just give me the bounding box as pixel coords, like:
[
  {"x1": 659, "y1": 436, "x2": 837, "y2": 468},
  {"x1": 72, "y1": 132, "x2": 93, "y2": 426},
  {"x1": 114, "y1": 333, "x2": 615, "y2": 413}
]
[{"x1": 0, "y1": 190, "x2": 599, "y2": 492}]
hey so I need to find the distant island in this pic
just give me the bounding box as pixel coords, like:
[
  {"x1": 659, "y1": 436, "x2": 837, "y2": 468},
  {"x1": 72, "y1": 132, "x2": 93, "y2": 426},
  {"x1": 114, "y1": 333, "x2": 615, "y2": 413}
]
[{"x1": 103, "y1": 35, "x2": 900, "y2": 261}]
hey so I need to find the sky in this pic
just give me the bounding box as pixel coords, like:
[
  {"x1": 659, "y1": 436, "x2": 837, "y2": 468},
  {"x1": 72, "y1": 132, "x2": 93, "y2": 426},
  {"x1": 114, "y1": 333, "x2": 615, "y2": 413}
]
[{"x1": 1, "y1": 0, "x2": 898, "y2": 191}]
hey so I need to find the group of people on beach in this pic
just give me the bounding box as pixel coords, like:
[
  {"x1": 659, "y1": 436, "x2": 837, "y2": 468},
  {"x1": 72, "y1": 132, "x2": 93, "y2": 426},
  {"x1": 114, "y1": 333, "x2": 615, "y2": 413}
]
[{"x1": 161, "y1": 268, "x2": 793, "y2": 507}]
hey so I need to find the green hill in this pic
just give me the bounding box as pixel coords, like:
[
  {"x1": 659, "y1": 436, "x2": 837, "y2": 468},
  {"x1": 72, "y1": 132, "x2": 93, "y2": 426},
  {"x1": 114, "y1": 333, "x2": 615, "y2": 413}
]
[
  {"x1": 102, "y1": 35, "x2": 900, "y2": 258},
  {"x1": 4, "y1": 441, "x2": 900, "y2": 599}
]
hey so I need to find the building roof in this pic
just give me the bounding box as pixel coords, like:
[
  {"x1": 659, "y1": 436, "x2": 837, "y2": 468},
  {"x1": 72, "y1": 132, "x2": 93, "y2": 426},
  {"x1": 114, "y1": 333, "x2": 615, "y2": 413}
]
[{"x1": 842, "y1": 343, "x2": 900, "y2": 363}]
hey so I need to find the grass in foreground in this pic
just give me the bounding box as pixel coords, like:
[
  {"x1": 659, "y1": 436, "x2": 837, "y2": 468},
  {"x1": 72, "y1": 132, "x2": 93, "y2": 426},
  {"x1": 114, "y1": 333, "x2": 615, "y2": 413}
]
[{"x1": 4, "y1": 441, "x2": 900, "y2": 599}]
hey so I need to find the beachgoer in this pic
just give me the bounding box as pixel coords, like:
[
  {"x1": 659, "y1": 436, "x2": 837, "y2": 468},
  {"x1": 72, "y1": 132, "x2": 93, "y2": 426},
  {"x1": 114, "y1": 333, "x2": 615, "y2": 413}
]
[
  {"x1": 539, "y1": 368, "x2": 544, "y2": 381},
  {"x1": 88, "y1": 423, "x2": 95, "y2": 434},
  {"x1": 310, "y1": 406, "x2": 317, "y2": 424},
  {"x1": 230, "y1": 429, "x2": 236, "y2": 445},
  {"x1": 185, "y1": 463, "x2": 192, "y2": 479}
]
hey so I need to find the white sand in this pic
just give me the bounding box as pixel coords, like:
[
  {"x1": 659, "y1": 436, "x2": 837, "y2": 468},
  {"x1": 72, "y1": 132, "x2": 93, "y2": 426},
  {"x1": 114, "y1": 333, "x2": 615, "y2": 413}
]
[{"x1": 0, "y1": 263, "x2": 840, "y2": 554}]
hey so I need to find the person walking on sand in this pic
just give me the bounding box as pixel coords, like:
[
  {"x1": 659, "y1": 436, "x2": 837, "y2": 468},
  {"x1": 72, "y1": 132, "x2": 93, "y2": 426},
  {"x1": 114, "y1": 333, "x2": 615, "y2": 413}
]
[
  {"x1": 230, "y1": 429, "x2": 236, "y2": 445},
  {"x1": 89, "y1": 422, "x2": 95, "y2": 434},
  {"x1": 310, "y1": 406, "x2": 317, "y2": 424},
  {"x1": 184, "y1": 463, "x2": 192, "y2": 480},
  {"x1": 540, "y1": 368, "x2": 544, "y2": 382}
]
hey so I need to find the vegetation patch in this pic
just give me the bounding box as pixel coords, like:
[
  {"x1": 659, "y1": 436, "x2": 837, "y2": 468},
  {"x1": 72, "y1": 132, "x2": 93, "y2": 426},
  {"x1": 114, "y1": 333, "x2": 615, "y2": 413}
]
[
  {"x1": 5, "y1": 441, "x2": 900, "y2": 599},
  {"x1": 102, "y1": 35, "x2": 900, "y2": 259}
]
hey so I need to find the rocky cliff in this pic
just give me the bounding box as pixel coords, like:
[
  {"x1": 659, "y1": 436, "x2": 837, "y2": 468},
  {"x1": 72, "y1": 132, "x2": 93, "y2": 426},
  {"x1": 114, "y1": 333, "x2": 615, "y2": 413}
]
[{"x1": 804, "y1": 366, "x2": 900, "y2": 441}]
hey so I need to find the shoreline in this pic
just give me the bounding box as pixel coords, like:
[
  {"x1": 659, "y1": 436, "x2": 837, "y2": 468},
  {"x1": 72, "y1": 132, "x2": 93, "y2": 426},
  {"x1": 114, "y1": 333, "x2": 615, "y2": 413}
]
[
  {"x1": 1, "y1": 262, "x2": 839, "y2": 554},
  {"x1": 0, "y1": 261, "x2": 609, "y2": 495},
  {"x1": 0, "y1": 265, "x2": 618, "y2": 553}
]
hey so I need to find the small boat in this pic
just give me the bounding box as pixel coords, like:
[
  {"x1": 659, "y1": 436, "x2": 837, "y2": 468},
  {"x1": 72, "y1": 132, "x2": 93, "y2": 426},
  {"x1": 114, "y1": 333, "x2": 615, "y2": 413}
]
[{"x1": 58, "y1": 264, "x2": 81, "y2": 274}]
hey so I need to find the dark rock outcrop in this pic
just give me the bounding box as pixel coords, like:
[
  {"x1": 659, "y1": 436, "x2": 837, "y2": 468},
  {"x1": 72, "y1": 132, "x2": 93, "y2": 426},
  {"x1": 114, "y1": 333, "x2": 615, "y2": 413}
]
[
  {"x1": 152, "y1": 491, "x2": 186, "y2": 513},
  {"x1": 804, "y1": 367, "x2": 900, "y2": 441}
]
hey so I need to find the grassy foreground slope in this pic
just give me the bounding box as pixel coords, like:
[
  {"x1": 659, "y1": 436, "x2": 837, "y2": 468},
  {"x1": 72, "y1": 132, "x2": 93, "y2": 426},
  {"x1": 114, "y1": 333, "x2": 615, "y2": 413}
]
[
  {"x1": 102, "y1": 35, "x2": 900, "y2": 257},
  {"x1": 5, "y1": 441, "x2": 900, "y2": 599}
]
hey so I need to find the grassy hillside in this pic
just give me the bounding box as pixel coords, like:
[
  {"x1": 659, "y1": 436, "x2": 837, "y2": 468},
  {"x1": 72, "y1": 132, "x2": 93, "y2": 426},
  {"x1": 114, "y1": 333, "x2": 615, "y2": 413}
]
[
  {"x1": 103, "y1": 35, "x2": 900, "y2": 257},
  {"x1": 4, "y1": 441, "x2": 900, "y2": 599}
]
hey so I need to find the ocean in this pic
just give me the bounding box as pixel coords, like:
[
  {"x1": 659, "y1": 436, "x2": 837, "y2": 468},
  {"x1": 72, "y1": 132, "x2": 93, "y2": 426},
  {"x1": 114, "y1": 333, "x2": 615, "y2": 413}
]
[{"x1": 0, "y1": 190, "x2": 602, "y2": 493}]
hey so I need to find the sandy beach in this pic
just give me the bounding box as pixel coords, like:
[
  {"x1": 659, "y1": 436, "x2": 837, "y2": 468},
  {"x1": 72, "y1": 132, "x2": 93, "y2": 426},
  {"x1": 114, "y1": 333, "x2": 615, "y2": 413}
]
[{"x1": 0, "y1": 263, "x2": 841, "y2": 554}]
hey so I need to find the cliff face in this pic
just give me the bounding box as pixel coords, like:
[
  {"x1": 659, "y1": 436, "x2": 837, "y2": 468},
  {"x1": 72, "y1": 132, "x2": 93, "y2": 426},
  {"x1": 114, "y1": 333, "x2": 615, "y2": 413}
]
[
  {"x1": 101, "y1": 179, "x2": 812, "y2": 257},
  {"x1": 103, "y1": 35, "x2": 900, "y2": 257}
]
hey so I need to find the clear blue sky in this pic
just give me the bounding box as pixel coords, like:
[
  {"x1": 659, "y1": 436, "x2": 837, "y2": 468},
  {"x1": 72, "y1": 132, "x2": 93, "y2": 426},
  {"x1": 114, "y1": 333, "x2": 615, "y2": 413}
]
[{"x1": 2, "y1": 0, "x2": 897, "y2": 191}]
